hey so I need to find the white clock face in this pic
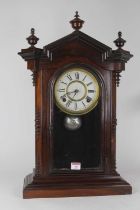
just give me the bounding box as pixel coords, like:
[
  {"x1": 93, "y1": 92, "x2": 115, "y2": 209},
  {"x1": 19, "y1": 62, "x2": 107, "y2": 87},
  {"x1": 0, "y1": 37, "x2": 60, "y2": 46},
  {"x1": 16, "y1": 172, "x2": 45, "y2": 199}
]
[{"x1": 54, "y1": 68, "x2": 100, "y2": 115}]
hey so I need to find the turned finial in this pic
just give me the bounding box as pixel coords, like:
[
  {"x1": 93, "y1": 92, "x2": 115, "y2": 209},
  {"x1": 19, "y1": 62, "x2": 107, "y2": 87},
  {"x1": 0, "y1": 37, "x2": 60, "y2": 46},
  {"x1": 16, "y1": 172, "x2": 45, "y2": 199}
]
[
  {"x1": 114, "y1": 31, "x2": 126, "y2": 49},
  {"x1": 26, "y1": 28, "x2": 39, "y2": 47},
  {"x1": 70, "y1": 11, "x2": 84, "y2": 31}
]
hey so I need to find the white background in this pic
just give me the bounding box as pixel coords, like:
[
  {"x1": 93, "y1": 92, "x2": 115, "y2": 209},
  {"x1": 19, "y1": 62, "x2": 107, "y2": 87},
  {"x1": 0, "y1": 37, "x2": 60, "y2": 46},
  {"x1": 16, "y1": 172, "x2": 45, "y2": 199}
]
[{"x1": 0, "y1": 0, "x2": 139, "y2": 209}]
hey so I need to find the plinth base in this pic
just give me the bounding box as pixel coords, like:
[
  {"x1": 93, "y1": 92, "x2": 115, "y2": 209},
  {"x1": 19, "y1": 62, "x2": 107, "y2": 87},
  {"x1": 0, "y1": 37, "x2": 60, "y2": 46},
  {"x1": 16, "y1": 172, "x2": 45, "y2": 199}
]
[{"x1": 23, "y1": 173, "x2": 132, "y2": 198}]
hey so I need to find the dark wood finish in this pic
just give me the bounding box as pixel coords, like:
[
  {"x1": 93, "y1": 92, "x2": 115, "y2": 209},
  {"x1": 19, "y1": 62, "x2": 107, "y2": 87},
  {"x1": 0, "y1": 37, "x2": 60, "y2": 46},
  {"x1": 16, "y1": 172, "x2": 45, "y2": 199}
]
[
  {"x1": 18, "y1": 12, "x2": 133, "y2": 198},
  {"x1": 23, "y1": 173, "x2": 131, "y2": 198}
]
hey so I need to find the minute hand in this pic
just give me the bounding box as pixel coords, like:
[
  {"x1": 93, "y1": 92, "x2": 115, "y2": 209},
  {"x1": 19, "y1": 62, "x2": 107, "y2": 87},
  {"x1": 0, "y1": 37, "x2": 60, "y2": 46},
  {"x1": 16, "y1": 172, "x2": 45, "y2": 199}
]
[{"x1": 62, "y1": 89, "x2": 79, "y2": 98}]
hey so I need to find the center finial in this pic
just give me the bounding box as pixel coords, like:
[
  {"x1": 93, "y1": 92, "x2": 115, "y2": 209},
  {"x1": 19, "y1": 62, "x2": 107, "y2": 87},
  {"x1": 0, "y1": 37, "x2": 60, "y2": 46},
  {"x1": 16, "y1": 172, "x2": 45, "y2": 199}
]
[
  {"x1": 75, "y1": 11, "x2": 79, "y2": 18},
  {"x1": 70, "y1": 11, "x2": 84, "y2": 31}
]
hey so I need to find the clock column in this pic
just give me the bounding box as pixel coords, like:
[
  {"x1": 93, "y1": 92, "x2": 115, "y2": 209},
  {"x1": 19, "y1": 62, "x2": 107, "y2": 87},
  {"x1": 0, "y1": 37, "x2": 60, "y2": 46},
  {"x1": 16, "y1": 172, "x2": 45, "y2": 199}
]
[
  {"x1": 106, "y1": 31, "x2": 133, "y2": 174},
  {"x1": 18, "y1": 29, "x2": 43, "y2": 180}
]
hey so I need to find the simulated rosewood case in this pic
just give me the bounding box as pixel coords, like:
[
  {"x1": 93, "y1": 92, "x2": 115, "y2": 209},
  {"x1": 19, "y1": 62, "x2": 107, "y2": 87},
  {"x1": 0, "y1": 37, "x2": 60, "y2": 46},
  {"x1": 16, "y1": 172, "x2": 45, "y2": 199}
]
[{"x1": 18, "y1": 12, "x2": 133, "y2": 198}]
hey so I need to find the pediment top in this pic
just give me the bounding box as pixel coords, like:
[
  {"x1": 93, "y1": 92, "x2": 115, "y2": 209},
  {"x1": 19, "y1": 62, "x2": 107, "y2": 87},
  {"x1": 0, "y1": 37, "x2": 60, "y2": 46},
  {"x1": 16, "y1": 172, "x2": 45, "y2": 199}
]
[{"x1": 44, "y1": 30, "x2": 112, "y2": 54}]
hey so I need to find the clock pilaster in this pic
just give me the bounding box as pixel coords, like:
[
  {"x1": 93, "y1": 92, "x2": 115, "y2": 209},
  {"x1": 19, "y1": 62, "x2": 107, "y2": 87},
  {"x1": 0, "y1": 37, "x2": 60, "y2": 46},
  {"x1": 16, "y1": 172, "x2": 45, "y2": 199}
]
[{"x1": 18, "y1": 29, "x2": 44, "y2": 178}]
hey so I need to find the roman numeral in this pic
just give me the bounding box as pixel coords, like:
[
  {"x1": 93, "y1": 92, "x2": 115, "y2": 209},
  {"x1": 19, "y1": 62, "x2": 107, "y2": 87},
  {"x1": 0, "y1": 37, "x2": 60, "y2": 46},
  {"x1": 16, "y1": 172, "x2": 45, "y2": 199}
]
[
  {"x1": 60, "y1": 96, "x2": 66, "y2": 102},
  {"x1": 82, "y1": 101, "x2": 86, "y2": 107},
  {"x1": 86, "y1": 82, "x2": 93, "y2": 86},
  {"x1": 82, "y1": 75, "x2": 87, "y2": 81},
  {"x1": 66, "y1": 100, "x2": 72, "y2": 107},
  {"x1": 88, "y1": 90, "x2": 95, "y2": 93},
  {"x1": 75, "y1": 72, "x2": 79, "y2": 80},
  {"x1": 74, "y1": 102, "x2": 77, "y2": 110},
  {"x1": 86, "y1": 96, "x2": 92, "y2": 102},
  {"x1": 67, "y1": 74, "x2": 72, "y2": 81},
  {"x1": 61, "y1": 81, "x2": 67, "y2": 85},
  {"x1": 57, "y1": 88, "x2": 65, "y2": 92}
]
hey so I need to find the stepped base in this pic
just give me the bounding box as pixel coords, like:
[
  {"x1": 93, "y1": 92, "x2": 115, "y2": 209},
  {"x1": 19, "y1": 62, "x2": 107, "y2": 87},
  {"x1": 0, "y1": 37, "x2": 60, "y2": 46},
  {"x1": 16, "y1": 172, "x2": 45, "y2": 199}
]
[{"x1": 23, "y1": 173, "x2": 132, "y2": 198}]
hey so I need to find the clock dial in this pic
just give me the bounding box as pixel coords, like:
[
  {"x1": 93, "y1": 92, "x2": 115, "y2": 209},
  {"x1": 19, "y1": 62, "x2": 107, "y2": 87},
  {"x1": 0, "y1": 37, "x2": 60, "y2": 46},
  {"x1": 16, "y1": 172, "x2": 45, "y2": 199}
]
[{"x1": 54, "y1": 68, "x2": 100, "y2": 115}]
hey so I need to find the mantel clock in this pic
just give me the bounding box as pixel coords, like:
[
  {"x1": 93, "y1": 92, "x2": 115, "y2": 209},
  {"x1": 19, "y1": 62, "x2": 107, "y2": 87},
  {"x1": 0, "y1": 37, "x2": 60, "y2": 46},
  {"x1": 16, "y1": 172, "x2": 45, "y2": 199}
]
[{"x1": 18, "y1": 12, "x2": 133, "y2": 198}]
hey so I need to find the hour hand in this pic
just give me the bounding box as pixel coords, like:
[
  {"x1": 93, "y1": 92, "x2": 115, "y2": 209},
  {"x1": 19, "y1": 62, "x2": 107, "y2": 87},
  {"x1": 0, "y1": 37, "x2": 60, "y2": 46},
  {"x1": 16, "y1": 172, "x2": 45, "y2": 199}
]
[
  {"x1": 66, "y1": 89, "x2": 79, "y2": 96},
  {"x1": 61, "y1": 89, "x2": 79, "y2": 100},
  {"x1": 67, "y1": 90, "x2": 76, "y2": 95},
  {"x1": 72, "y1": 89, "x2": 79, "y2": 98}
]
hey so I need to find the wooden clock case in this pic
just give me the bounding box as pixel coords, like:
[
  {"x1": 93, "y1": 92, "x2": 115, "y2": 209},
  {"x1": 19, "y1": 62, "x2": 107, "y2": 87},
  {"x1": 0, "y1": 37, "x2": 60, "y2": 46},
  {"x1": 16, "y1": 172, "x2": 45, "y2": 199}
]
[{"x1": 18, "y1": 12, "x2": 133, "y2": 198}]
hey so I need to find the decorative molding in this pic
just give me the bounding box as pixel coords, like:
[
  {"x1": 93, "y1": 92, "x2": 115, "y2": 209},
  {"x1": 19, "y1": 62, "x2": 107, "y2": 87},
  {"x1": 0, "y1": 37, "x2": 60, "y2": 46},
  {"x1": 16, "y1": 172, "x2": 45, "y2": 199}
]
[
  {"x1": 35, "y1": 153, "x2": 41, "y2": 177},
  {"x1": 35, "y1": 111, "x2": 41, "y2": 177},
  {"x1": 112, "y1": 116, "x2": 117, "y2": 134},
  {"x1": 31, "y1": 71, "x2": 37, "y2": 86},
  {"x1": 115, "y1": 72, "x2": 121, "y2": 87},
  {"x1": 112, "y1": 115, "x2": 117, "y2": 172},
  {"x1": 35, "y1": 111, "x2": 41, "y2": 137},
  {"x1": 113, "y1": 71, "x2": 121, "y2": 87},
  {"x1": 108, "y1": 49, "x2": 133, "y2": 63}
]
